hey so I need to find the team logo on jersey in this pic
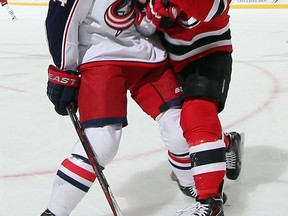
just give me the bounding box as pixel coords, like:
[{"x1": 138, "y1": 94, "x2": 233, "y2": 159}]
[{"x1": 104, "y1": 0, "x2": 137, "y2": 36}]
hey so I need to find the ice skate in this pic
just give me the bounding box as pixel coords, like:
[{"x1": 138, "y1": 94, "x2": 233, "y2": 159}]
[
  {"x1": 170, "y1": 171, "x2": 227, "y2": 204},
  {"x1": 225, "y1": 132, "x2": 245, "y2": 180},
  {"x1": 175, "y1": 196, "x2": 224, "y2": 216},
  {"x1": 40, "y1": 209, "x2": 55, "y2": 216},
  {"x1": 170, "y1": 171, "x2": 198, "y2": 198}
]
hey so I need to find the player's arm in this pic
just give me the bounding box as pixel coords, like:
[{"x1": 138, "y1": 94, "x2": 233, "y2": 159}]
[
  {"x1": 168, "y1": 0, "x2": 230, "y2": 21},
  {"x1": 45, "y1": 0, "x2": 93, "y2": 70},
  {"x1": 45, "y1": 0, "x2": 92, "y2": 115},
  {"x1": 145, "y1": 0, "x2": 230, "y2": 30}
]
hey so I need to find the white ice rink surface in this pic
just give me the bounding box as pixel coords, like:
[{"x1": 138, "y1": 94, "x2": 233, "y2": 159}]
[{"x1": 1, "y1": 5, "x2": 288, "y2": 216}]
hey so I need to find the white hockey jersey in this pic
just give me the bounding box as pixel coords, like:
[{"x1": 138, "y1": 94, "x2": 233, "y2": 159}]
[{"x1": 45, "y1": 0, "x2": 166, "y2": 71}]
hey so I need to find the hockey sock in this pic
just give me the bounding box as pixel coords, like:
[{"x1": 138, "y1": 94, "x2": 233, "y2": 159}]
[
  {"x1": 224, "y1": 133, "x2": 230, "y2": 150},
  {"x1": 180, "y1": 99, "x2": 222, "y2": 145},
  {"x1": 189, "y1": 139, "x2": 226, "y2": 200},
  {"x1": 168, "y1": 151, "x2": 194, "y2": 187},
  {"x1": 46, "y1": 155, "x2": 96, "y2": 216},
  {"x1": 156, "y1": 108, "x2": 194, "y2": 187},
  {"x1": 180, "y1": 99, "x2": 225, "y2": 199},
  {"x1": 71, "y1": 125, "x2": 122, "y2": 168}
]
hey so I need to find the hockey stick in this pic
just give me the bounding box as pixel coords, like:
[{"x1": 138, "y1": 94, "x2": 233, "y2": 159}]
[{"x1": 66, "y1": 105, "x2": 124, "y2": 216}]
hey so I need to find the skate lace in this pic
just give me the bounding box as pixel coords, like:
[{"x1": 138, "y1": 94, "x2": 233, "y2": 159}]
[
  {"x1": 187, "y1": 186, "x2": 198, "y2": 198},
  {"x1": 175, "y1": 202, "x2": 210, "y2": 216},
  {"x1": 226, "y1": 150, "x2": 236, "y2": 169}
]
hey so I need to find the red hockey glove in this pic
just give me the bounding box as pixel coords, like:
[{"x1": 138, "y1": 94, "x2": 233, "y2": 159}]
[
  {"x1": 47, "y1": 65, "x2": 80, "y2": 116},
  {"x1": 132, "y1": 0, "x2": 147, "y2": 25},
  {"x1": 146, "y1": 0, "x2": 180, "y2": 30}
]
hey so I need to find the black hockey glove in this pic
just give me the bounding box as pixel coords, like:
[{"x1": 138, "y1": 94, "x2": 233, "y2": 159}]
[{"x1": 47, "y1": 65, "x2": 80, "y2": 116}]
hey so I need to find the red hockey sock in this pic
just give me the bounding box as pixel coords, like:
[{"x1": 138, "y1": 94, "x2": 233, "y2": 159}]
[
  {"x1": 180, "y1": 99, "x2": 226, "y2": 199},
  {"x1": 194, "y1": 171, "x2": 225, "y2": 200},
  {"x1": 180, "y1": 99, "x2": 222, "y2": 146},
  {"x1": 224, "y1": 134, "x2": 230, "y2": 150}
]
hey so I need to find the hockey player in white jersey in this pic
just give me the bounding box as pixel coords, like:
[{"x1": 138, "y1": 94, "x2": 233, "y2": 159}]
[
  {"x1": 40, "y1": 0, "x2": 244, "y2": 215},
  {"x1": 41, "y1": 0, "x2": 189, "y2": 215}
]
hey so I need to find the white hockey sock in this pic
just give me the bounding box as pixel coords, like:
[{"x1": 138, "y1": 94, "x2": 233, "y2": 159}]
[
  {"x1": 46, "y1": 156, "x2": 96, "y2": 216},
  {"x1": 47, "y1": 175, "x2": 87, "y2": 216},
  {"x1": 157, "y1": 109, "x2": 194, "y2": 187},
  {"x1": 168, "y1": 151, "x2": 194, "y2": 187},
  {"x1": 71, "y1": 125, "x2": 122, "y2": 167}
]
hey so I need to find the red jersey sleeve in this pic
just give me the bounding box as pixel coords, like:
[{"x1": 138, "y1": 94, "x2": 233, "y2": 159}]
[{"x1": 170, "y1": 0, "x2": 230, "y2": 21}]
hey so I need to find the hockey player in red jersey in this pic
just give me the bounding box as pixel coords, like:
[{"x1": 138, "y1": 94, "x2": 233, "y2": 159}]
[
  {"x1": 0, "y1": 0, "x2": 16, "y2": 20},
  {"x1": 145, "y1": 0, "x2": 244, "y2": 215}
]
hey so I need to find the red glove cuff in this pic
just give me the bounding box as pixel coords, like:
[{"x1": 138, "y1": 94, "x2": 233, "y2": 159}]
[{"x1": 48, "y1": 65, "x2": 80, "y2": 87}]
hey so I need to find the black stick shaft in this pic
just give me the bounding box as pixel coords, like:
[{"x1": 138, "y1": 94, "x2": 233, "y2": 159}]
[{"x1": 66, "y1": 105, "x2": 123, "y2": 216}]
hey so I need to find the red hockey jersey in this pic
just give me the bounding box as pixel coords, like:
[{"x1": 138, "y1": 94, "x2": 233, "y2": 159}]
[{"x1": 160, "y1": 0, "x2": 233, "y2": 72}]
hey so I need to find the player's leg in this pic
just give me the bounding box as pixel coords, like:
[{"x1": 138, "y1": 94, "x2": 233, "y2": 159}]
[
  {"x1": 2, "y1": 1, "x2": 16, "y2": 20},
  {"x1": 130, "y1": 64, "x2": 198, "y2": 197},
  {"x1": 41, "y1": 125, "x2": 122, "y2": 216},
  {"x1": 41, "y1": 64, "x2": 127, "y2": 216},
  {"x1": 157, "y1": 108, "x2": 239, "y2": 201},
  {"x1": 178, "y1": 52, "x2": 233, "y2": 215},
  {"x1": 160, "y1": 111, "x2": 230, "y2": 203},
  {"x1": 156, "y1": 108, "x2": 197, "y2": 198}
]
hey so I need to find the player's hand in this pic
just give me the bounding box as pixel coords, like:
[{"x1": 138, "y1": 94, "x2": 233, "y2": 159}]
[
  {"x1": 132, "y1": 0, "x2": 148, "y2": 25},
  {"x1": 46, "y1": 65, "x2": 80, "y2": 116},
  {"x1": 146, "y1": 0, "x2": 180, "y2": 30}
]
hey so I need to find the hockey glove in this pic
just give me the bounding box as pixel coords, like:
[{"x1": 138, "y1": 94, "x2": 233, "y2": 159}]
[
  {"x1": 47, "y1": 65, "x2": 80, "y2": 116},
  {"x1": 146, "y1": 0, "x2": 180, "y2": 30}
]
